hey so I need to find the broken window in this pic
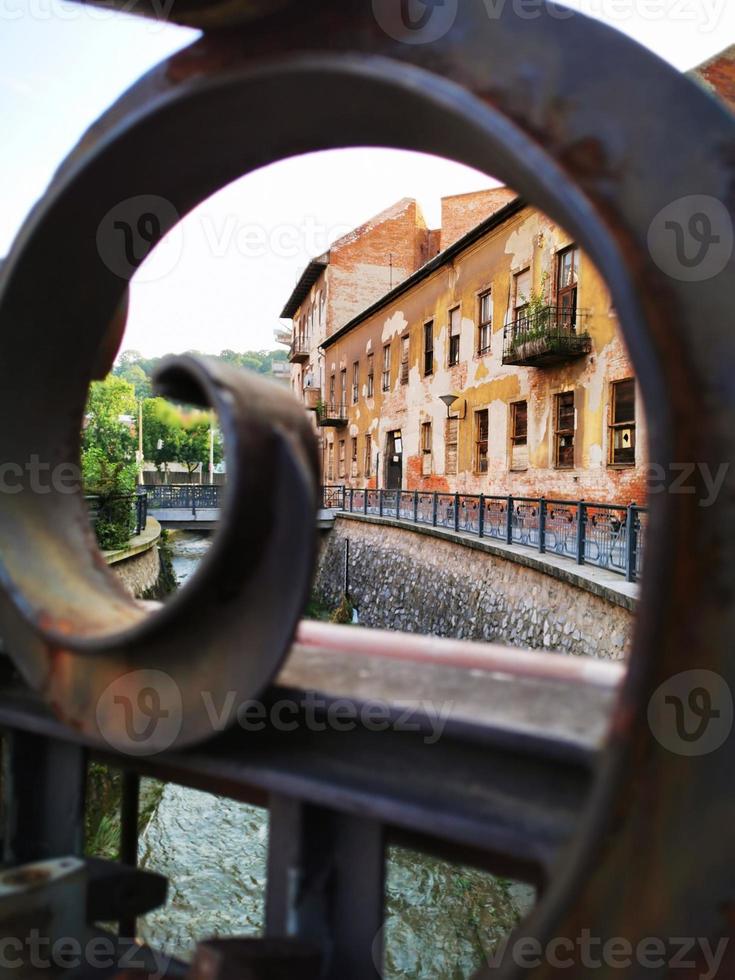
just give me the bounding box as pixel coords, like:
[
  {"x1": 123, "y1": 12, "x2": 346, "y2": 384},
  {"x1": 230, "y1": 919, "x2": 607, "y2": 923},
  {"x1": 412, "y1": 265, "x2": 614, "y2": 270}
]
[
  {"x1": 352, "y1": 361, "x2": 359, "y2": 405},
  {"x1": 554, "y1": 391, "x2": 575, "y2": 469},
  {"x1": 364, "y1": 433, "x2": 372, "y2": 478},
  {"x1": 475, "y1": 409, "x2": 489, "y2": 475},
  {"x1": 382, "y1": 343, "x2": 391, "y2": 391},
  {"x1": 327, "y1": 441, "x2": 334, "y2": 482},
  {"x1": 421, "y1": 421, "x2": 432, "y2": 475},
  {"x1": 351, "y1": 436, "x2": 358, "y2": 477},
  {"x1": 448, "y1": 306, "x2": 461, "y2": 367},
  {"x1": 340, "y1": 369, "x2": 347, "y2": 411},
  {"x1": 329, "y1": 374, "x2": 335, "y2": 411},
  {"x1": 401, "y1": 334, "x2": 409, "y2": 385},
  {"x1": 478, "y1": 291, "x2": 492, "y2": 354},
  {"x1": 509, "y1": 400, "x2": 528, "y2": 471},
  {"x1": 609, "y1": 378, "x2": 636, "y2": 466},
  {"x1": 445, "y1": 417, "x2": 458, "y2": 476},
  {"x1": 423, "y1": 321, "x2": 434, "y2": 377}
]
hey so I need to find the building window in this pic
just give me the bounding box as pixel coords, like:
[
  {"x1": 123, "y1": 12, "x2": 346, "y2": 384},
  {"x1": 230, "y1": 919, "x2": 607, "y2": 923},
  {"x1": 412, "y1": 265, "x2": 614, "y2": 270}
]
[
  {"x1": 557, "y1": 245, "x2": 579, "y2": 329},
  {"x1": 401, "y1": 334, "x2": 409, "y2": 385},
  {"x1": 421, "y1": 421, "x2": 432, "y2": 475},
  {"x1": 445, "y1": 418, "x2": 458, "y2": 476},
  {"x1": 509, "y1": 400, "x2": 528, "y2": 471},
  {"x1": 327, "y1": 442, "x2": 334, "y2": 482},
  {"x1": 352, "y1": 361, "x2": 359, "y2": 404},
  {"x1": 340, "y1": 369, "x2": 347, "y2": 411},
  {"x1": 478, "y1": 291, "x2": 492, "y2": 354},
  {"x1": 423, "y1": 321, "x2": 434, "y2": 377},
  {"x1": 338, "y1": 439, "x2": 346, "y2": 478},
  {"x1": 329, "y1": 374, "x2": 335, "y2": 411},
  {"x1": 364, "y1": 434, "x2": 372, "y2": 478},
  {"x1": 554, "y1": 391, "x2": 575, "y2": 468},
  {"x1": 474, "y1": 409, "x2": 489, "y2": 474},
  {"x1": 448, "y1": 307, "x2": 461, "y2": 366},
  {"x1": 351, "y1": 436, "x2": 359, "y2": 477},
  {"x1": 513, "y1": 268, "x2": 532, "y2": 328},
  {"x1": 367, "y1": 353, "x2": 374, "y2": 398},
  {"x1": 609, "y1": 378, "x2": 636, "y2": 466},
  {"x1": 382, "y1": 343, "x2": 391, "y2": 391}
]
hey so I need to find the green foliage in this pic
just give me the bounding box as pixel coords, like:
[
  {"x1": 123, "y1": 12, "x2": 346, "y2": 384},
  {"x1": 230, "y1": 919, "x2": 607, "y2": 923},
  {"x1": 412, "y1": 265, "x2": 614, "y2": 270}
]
[
  {"x1": 82, "y1": 376, "x2": 140, "y2": 550},
  {"x1": 142, "y1": 397, "x2": 223, "y2": 477},
  {"x1": 112, "y1": 347, "x2": 288, "y2": 384}
]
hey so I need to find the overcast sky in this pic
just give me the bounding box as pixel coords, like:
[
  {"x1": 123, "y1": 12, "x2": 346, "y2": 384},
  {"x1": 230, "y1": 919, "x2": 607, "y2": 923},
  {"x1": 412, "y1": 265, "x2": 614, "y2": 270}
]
[{"x1": 2, "y1": 0, "x2": 733, "y2": 356}]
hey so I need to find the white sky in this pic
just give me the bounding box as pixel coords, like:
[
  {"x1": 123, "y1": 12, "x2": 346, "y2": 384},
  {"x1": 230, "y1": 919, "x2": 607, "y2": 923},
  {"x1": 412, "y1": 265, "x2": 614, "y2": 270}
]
[{"x1": 1, "y1": 0, "x2": 733, "y2": 356}]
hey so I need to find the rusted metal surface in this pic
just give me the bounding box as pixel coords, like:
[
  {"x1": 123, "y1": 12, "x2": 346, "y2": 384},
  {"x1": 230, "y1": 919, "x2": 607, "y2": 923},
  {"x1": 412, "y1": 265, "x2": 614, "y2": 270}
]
[{"x1": 0, "y1": 1, "x2": 733, "y2": 977}]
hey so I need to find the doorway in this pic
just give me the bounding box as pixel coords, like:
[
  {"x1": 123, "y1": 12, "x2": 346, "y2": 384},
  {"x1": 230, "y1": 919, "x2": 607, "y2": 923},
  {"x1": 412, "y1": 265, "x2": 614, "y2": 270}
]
[{"x1": 386, "y1": 430, "x2": 402, "y2": 490}]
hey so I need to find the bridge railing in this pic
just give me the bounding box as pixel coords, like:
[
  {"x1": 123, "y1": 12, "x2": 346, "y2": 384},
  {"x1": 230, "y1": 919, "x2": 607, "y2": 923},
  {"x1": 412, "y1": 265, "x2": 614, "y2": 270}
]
[
  {"x1": 148, "y1": 484, "x2": 222, "y2": 513},
  {"x1": 331, "y1": 487, "x2": 646, "y2": 583},
  {"x1": 85, "y1": 490, "x2": 148, "y2": 541}
]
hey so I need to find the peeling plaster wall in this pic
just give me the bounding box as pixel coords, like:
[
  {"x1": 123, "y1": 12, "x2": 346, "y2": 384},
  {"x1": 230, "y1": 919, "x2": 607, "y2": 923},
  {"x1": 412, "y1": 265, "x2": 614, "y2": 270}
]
[{"x1": 322, "y1": 205, "x2": 648, "y2": 505}]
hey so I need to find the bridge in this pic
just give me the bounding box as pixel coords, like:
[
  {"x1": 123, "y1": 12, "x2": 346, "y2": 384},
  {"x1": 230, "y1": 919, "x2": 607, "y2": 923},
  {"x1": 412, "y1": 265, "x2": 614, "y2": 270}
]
[
  {"x1": 147, "y1": 485, "x2": 337, "y2": 530},
  {"x1": 146, "y1": 484, "x2": 222, "y2": 529}
]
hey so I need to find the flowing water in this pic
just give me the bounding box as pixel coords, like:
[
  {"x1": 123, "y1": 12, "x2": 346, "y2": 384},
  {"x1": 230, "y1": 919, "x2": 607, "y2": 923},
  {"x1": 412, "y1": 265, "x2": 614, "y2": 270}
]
[{"x1": 138, "y1": 531, "x2": 534, "y2": 977}]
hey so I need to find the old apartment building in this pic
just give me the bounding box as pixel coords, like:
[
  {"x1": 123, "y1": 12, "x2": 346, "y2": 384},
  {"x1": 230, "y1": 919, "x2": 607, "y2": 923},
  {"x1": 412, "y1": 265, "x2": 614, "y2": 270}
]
[{"x1": 284, "y1": 191, "x2": 646, "y2": 505}]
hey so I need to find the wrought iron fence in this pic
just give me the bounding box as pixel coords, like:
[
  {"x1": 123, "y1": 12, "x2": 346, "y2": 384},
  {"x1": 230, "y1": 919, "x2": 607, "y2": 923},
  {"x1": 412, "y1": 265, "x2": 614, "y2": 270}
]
[
  {"x1": 148, "y1": 484, "x2": 221, "y2": 512},
  {"x1": 501, "y1": 307, "x2": 592, "y2": 365},
  {"x1": 329, "y1": 486, "x2": 646, "y2": 583}
]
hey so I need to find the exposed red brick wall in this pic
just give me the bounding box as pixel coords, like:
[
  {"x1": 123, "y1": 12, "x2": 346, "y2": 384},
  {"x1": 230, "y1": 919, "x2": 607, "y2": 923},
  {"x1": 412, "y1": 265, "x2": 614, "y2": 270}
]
[
  {"x1": 692, "y1": 46, "x2": 735, "y2": 112},
  {"x1": 327, "y1": 198, "x2": 435, "y2": 334},
  {"x1": 440, "y1": 188, "x2": 518, "y2": 251}
]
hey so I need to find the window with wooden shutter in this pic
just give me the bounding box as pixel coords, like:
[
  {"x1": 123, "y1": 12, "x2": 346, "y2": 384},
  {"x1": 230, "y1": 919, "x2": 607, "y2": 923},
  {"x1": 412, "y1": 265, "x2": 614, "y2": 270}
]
[
  {"x1": 514, "y1": 268, "x2": 532, "y2": 328},
  {"x1": 401, "y1": 334, "x2": 409, "y2": 384},
  {"x1": 351, "y1": 436, "x2": 358, "y2": 477},
  {"x1": 364, "y1": 434, "x2": 372, "y2": 477},
  {"x1": 478, "y1": 291, "x2": 492, "y2": 354},
  {"x1": 382, "y1": 344, "x2": 391, "y2": 391},
  {"x1": 609, "y1": 378, "x2": 635, "y2": 465},
  {"x1": 557, "y1": 245, "x2": 579, "y2": 330},
  {"x1": 510, "y1": 401, "x2": 528, "y2": 471},
  {"x1": 367, "y1": 354, "x2": 374, "y2": 398},
  {"x1": 448, "y1": 307, "x2": 461, "y2": 367},
  {"x1": 554, "y1": 392, "x2": 575, "y2": 468},
  {"x1": 421, "y1": 421, "x2": 432, "y2": 475},
  {"x1": 445, "y1": 418, "x2": 458, "y2": 476},
  {"x1": 338, "y1": 439, "x2": 346, "y2": 478},
  {"x1": 352, "y1": 361, "x2": 359, "y2": 404},
  {"x1": 423, "y1": 321, "x2": 434, "y2": 377},
  {"x1": 475, "y1": 409, "x2": 489, "y2": 474}
]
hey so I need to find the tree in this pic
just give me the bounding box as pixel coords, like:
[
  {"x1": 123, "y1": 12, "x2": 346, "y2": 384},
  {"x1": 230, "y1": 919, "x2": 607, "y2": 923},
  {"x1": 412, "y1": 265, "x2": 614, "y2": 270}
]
[
  {"x1": 83, "y1": 375, "x2": 137, "y2": 463},
  {"x1": 177, "y1": 413, "x2": 224, "y2": 477},
  {"x1": 142, "y1": 397, "x2": 183, "y2": 482},
  {"x1": 116, "y1": 362, "x2": 152, "y2": 400}
]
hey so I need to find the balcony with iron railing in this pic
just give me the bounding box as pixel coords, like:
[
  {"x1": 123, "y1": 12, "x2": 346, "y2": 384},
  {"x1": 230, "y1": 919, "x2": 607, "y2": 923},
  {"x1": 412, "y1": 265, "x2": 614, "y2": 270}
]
[
  {"x1": 316, "y1": 401, "x2": 348, "y2": 427},
  {"x1": 502, "y1": 306, "x2": 592, "y2": 367},
  {"x1": 289, "y1": 336, "x2": 310, "y2": 363}
]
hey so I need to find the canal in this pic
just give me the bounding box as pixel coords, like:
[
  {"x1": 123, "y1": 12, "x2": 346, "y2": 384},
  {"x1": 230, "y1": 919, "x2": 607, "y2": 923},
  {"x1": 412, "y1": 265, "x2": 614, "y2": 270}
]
[{"x1": 138, "y1": 531, "x2": 533, "y2": 977}]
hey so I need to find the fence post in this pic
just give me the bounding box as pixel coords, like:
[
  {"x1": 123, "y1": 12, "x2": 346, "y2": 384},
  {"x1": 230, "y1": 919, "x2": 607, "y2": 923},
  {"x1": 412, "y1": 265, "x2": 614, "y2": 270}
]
[
  {"x1": 341, "y1": 485, "x2": 346, "y2": 510},
  {"x1": 396, "y1": 489, "x2": 401, "y2": 519},
  {"x1": 506, "y1": 494, "x2": 513, "y2": 544},
  {"x1": 413, "y1": 489, "x2": 419, "y2": 523},
  {"x1": 626, "y1": 503, "x2": 638, "y2": 583},
  {"x1": 478, "y1": 494, "x2": 485, "y2": 538},
  {"x1": 539, "y1": 497, "x2": 546, "y2": 554},
  {"x1": 454, "y1": 493, "x2": 460, "y2": 532},
  {"x1": 379, "y1": 488, "x2": 383, "y2": 517},
  {"x1": 577, "y1": 500, "x2": 586, "y2": 565},
  {"x1": 432, "y1": 492, "x2": 438, "y2": 527},
  {"x1": 364, "y1": 489, "x2": 368, "y2": 515}
]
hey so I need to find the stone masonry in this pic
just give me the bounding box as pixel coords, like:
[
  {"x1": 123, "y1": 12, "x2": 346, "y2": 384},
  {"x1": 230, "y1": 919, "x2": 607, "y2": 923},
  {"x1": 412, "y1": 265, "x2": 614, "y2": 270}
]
[{"x1": 314, "y1": 516, "x2": 633, "y2": 660}]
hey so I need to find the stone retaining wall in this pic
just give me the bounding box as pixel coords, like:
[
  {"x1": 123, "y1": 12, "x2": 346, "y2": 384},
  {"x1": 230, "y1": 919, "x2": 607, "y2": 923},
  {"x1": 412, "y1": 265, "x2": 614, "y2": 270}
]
[
  {"x1": 314, "y1": 515, "x2": 634, "y2": 659},
  {"x1": 110, "y1": 540, "x2": 162, "y2": 598}
]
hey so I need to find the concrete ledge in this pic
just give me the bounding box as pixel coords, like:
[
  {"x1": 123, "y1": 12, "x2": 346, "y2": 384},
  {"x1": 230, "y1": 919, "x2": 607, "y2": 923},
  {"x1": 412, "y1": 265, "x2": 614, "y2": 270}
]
[
  {"x1": 103, "y1": 517, "x2": 162, "y2": 565},
  {"x1": 333, "y1": 512, "x2": 638, "y2": 613}
]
